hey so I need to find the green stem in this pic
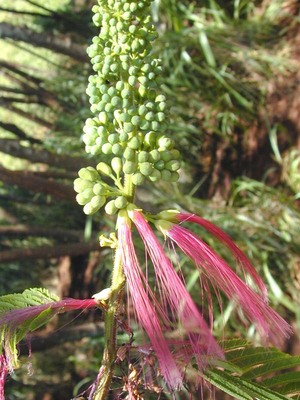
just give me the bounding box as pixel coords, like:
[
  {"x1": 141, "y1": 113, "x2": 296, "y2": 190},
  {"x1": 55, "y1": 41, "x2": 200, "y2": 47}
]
[
  {"x1": 92, "y1": 248, "x2": 125, "y2": 400},
  {"x1": 124, "y1": 174, "x2": 134, "y2": 201}
]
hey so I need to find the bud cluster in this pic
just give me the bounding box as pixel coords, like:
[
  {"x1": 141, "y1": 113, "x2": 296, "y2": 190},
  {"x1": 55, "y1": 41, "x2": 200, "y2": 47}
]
[{"x1": 75, "y1": 0, "x2": 181, "y2": 214}]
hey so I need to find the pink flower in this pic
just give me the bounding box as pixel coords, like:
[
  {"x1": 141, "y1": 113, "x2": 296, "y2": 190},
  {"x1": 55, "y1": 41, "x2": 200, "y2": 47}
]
[
  {"x1": 0, "y1": 355, "x2": 8, "y2": 400},
  {"x1": 118, "y1": 216, "x2": 184, "y2": 390},
  {"x1": 159, "y1": 212, "x2": 292, "y2": 346},
  {"x1": 119, "y1": 207, "x2": 291, "y2": 390},
  {"x1": 118, "y1": 211, "x2": 223, "y2": 391}
]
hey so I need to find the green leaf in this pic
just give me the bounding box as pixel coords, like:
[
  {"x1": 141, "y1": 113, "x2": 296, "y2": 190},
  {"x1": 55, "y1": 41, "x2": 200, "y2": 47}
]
[
  {"x1": 206, "y1": 340, "x2": 300, "y2": 399},
  {"x1": 205, "y1": 369, "x2": 290, "y2": 400}
]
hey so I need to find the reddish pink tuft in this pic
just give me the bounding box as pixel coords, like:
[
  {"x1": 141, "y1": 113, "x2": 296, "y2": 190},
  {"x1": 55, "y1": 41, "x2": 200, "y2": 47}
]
[
  {"x1": 177, "y1": 213, "x2": 268, "y2": 300},
  {"x1": 167, "y1": 224, "x2": 291, "y2": 345},
  {"x1": 0, "y1": 298, "x2": 98, "y2": 377},
  {"x1": 132, "y1": 211, "x2": 223, "y2": 371},
  {"x1": 0, "y1": 355, "x2": 8, "y2": 400},
  {"x1": 0, "y1": 298, "x2": 97, "y2": 331},
  {"x1": 118, "y1": 219, "x2": 183, "y2": 390}
]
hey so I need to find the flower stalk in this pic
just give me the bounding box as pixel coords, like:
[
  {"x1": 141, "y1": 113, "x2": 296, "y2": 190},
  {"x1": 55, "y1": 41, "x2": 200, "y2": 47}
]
[{"x1": 93, "y1": 246, "x2": 125, "y2": 400}]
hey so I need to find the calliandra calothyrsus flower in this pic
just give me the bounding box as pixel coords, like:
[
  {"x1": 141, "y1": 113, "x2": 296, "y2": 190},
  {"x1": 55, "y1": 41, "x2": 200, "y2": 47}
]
[
  {"x1": 152, "y1": 210, "x2": 292, "y2": 346},
  {"x1": 118, "y1": 211, "x2": 224, "y2": 391}
]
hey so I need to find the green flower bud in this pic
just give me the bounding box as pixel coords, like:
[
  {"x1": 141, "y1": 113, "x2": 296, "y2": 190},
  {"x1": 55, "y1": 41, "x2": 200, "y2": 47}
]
[
  {"x1": 131, "y1": 115, "x2": 141, "y2": 126},
  {"x1": 138, "y1": 151, "x2": 149, "y2": 162},
  {"x1": 111, "y1": 157, "x2": 122, "y2": 175},
  {"x1": 127, "y1": 137, "x2": 140, "y2": 150},
  {"x1": 170, "y1": 149, "x2": 181, "y2": 159},
  {"x1": 161, "y1": 169, "x2": 172, "y2": 181},
  {"x1": 78, "y1": 167, "x2": 99, "y2": 181},
  {"x1": 97, "y1": 162, "x2": 112, "y2": 176},
  {"x1": 144, "y1": 131, "x2": 156, "y2": 146},
  {"x1": 161, "y1": 151, "x2": 172, "y2": 162},
  {"x1": 156, "y1": 112, "x2": 165, "y2": 122},
  {"x1": 102, "y1": 143, "x2": 112, "y2": 154},
  {"x1": 115, "y1": 196, "x2": 128, "y2": 209},
  {"x1": 132, "y1": 172, "x2": 145, "y2": 186},
  {"x1": 76, "y1": 192, "x2": 91, "y2": 206},
  {"x1": 154, "y1": 160, "x2": 165, "y2": 170},
  {"x1": 90, "y1": 195, "x2": 106, "y2": 209},
  {"x1": 158, "y1": 136, "x2": 173, "y2": 150},
  {"x1": 155, "y1": 94, "x2": 166, "y2": 102},
  {"x1": 138, "y1": 105, "x2": 147, "y2": 115},
  {"x1": 93, "y1": 182, "x2": 106, "y2": 195},
  {"x1": 151, "y1": 121, "x2": 160, "y2": 131},
  {"x1": 138, "y1": 85, "x2": 146, "y2": 97},
  {"x1": 145, "y1": 111, "x2": 155, "y2": 121},
  {"x1": 98, "y1": 111, "x2": 108, "y2": 124},
  {"x1": 105, "y1": 199, "x2": 118, "y2": 215},
  {"x1": 149, "y1": 149, "x2": 161, "y2": 162},
  {"x1": 83, "y1": 202, "x2": 95, "y2": 215},
  {"x1": 123, "y1": 160, "x2": 137, "y2": 174},
  {"x1": 116, "y1": 81, "x2": 125, "y2": 91},
  {"x1": 149, "y1": 169, "x2": 161, "y2": 182},
  {"x1": 74, "y1": 178, "x2": 94, "y2": 193},
  {"x1": 139, "y1": 162, "x2": 153, "y2": 176},
  {"x1": 123, "y1": 122, "x2": 134, "y2": 134},
  {"x1": 108, "y1": 133, "x2": 119, "y2": 144},
  {"x1": 128, "y1": 76, "x2": 137, "y2": 86},
  {"x1": 119, "y1": 133, "x2": 129, "y2": 142},
  {"x1": 124, "y1": 147, "x2": 136, "y2": 161},
  {"x1": 112, "y1": 143, "x2": 123, "y2": 155},
  {"x1": 165, "y1": 160, "x2": 181, "y2": 171}
]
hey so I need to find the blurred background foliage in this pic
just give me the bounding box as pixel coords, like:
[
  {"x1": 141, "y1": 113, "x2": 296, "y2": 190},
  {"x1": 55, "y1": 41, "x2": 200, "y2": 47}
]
[{"x1": 0, "y1": 0, "x2": 299, "y2": 399}]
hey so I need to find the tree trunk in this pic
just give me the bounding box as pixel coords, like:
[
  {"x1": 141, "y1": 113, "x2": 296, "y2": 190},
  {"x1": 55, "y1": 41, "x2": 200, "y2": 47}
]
[
  {"x1": 0, "y1": 60, "x2": 43, "y2": 86},
  {"x1": 0, "y1": 166, "x2": 76, "y2": 201},
  {"x1": 0, "y1": 122, "x2": 42, "y2": 144},
  {"x1": 0, "y1": 104, "x2": 54, "y2": 129},
  {"x1": 0, "y1": 225, "x2": 82, "y2": 241},
  {"x1": 0, "y1": 22, "x2": 88, "y2": 62},
  {"x1": 0, "y1": 240, "x2": 100, "y2": 263},
  {"x1": 0, "y1": 138, "x2": 90, "y2": 171}
]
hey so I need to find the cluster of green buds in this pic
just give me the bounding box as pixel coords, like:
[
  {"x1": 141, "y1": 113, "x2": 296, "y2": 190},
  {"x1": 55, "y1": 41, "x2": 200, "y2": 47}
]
[{"x1": 75, "y1": 0, "x2": 181, "y2": 215}]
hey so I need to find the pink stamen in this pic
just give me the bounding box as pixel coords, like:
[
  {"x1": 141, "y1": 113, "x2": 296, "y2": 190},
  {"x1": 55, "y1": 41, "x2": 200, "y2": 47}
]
[
  {"x1": 177, "y1": 213, "x2": 267, "y2": 300},
  {"x1": 168, "y1": 224, "x2": 291, "y2": 345},
  {"x1": 118, "y1": 219, "x2": 183, "y2": 390}
]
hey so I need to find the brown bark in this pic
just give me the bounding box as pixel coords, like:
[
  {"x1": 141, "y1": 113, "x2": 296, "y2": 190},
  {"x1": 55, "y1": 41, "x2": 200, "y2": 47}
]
[
  {"x1": 0, "y1": 138, "x2": 90, "y2": 171},
  {"x1": 0, "y1": 22, "x2": 88, "y2": 62},
  {"x1": 0, "y1": 165, "x2": 76, "y2": 201},
  {"x1": 0, "y1": 225, "x2": 82, "y2": 241},
  {"x1": 0, "y1": 240, "x2": 100, "y2": 263}
]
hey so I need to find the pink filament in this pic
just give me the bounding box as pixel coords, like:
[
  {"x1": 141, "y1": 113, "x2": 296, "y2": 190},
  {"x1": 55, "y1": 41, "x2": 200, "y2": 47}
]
[
  {"x1": 177, "y1": 213, "x2": 267, "y2": 300},
  {"x1": 168, "y1": 224, "x2": 291, "y2": 345},
  {"x1": 132, "y1": 211, "x2": 223, "y2": 369},
  {"x1": 118, "y1": 219, "x2": 183, "y2": 390}
]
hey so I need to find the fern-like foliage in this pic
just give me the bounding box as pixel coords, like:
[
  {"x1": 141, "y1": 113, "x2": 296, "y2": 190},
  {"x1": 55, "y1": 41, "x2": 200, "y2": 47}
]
[{"x1": 205, "y1": 340, "x2": 300, "y2": 400}]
